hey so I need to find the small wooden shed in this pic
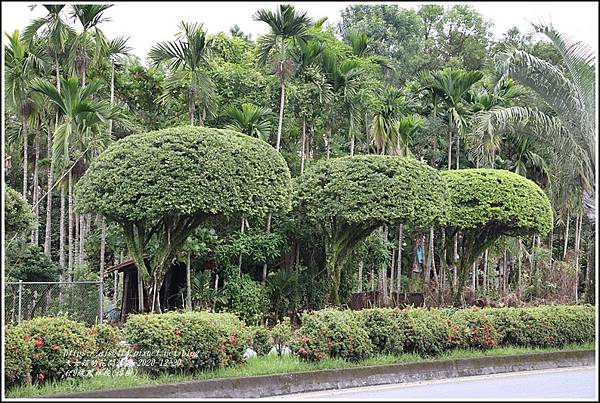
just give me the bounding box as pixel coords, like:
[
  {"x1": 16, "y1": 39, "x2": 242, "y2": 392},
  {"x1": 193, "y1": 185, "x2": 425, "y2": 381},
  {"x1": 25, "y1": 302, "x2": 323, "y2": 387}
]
[{"x1": 104, "y1": 257, "x2": 188, "y2": 320}]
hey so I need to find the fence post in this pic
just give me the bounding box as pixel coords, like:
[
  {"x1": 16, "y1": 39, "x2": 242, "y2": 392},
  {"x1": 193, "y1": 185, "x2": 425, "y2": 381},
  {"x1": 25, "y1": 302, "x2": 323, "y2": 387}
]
[
  {"x1": 99, "y1": 280, "x2": 104, "y2": 323},
  {"x1": 18, "y1": 280, "x2": 23, "y2": 324}
]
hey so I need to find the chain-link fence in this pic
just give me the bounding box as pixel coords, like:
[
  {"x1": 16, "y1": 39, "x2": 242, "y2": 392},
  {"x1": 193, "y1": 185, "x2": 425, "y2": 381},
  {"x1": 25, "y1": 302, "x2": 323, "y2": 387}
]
[{"x1": 4, "y1": 281, "x2": 104, "y2": 326}]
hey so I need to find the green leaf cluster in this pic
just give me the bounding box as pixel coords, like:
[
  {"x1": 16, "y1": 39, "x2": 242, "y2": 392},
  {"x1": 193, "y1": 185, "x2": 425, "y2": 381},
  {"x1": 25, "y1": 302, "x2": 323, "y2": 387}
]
[
  {"x1": 75, "y1": 126, "x2": 292, "y2": 221},
  {"x1": 294, "y1": 155, "x2": 447, "y2": 228},
  {"x1": 441, "y1": 168, "x2": 553, "y2": 235}
]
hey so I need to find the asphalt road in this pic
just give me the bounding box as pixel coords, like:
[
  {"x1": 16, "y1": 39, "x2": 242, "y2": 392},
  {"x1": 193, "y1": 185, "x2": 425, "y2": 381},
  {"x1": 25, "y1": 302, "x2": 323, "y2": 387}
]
[{"x1": 272, "y1": 366, "x2": 597, "y2": 400}]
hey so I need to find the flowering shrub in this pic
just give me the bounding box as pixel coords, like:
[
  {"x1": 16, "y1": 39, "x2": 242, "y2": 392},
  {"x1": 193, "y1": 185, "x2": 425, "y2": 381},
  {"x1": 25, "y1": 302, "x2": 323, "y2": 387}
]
[
  {"x1": 403, "y1": 309, "x2": 454, "y2": 356},
  {"x1": 91, "y1": 323, "x2": 122, "y2": 355},
  {"x1": 4, "y1": 325, "x2": 33, "y2": 388},
  {"x1": 124, "y1": 311, "x2": 247, "y2": 374},
  {"x1": 290, "y1": 309, "x2": 373, "y2": 362},
  {"x1": 18, "y1": 316, "x2": 96, "y2": 382},
  {"x1": 357, "y1": 308, "x2": 406, "y2": 355},
  {"x1": 448, "y1": 308, "x2": 499, "y2": 349},
  {"x1": 484, "y1": 305, "x2": 595, "y2": 348}
]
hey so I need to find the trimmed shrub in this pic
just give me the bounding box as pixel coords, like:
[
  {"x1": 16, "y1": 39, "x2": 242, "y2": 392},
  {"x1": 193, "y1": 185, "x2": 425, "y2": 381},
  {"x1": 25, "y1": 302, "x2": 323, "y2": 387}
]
[
  {"x1": 294, "y1": 155, "x2": 447, "y2": 304},
  {"x1": 551, "y1": 305, "x2": 595, "y2": 345},
  {"x1": 4, "y1": 325, "x2": 33, "y2": 387},
  {"x1": 91, "y1": 323, "x2": 122, "y2": 355},
  {"x1": 403, "y1": 309, "x2": 454, "y2": 356},
  {"x1": 124, "y1": 311, "x2": 246, "y2": 374},
  {"x1": 448, "y1": 308, "x2": 499, "y2": 349},
  {"x1": 247, "y1": 326, "x2": 271, "y2": 356},
  {"x1": 483, "y1": 305, "x2": 595, "y2": 348},
  {"x1": 291, "y1": 309, "x2": 373, "y2": 362},
  {"x1": 357, "y1": 308, "x2": 406, "y2": 355},
  {"x1": 18, "y1": 316, "x2": 96, "y2": 382}
]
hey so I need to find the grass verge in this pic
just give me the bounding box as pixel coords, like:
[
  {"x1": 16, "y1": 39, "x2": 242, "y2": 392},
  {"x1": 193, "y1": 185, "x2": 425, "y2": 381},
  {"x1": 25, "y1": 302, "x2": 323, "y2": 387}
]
[{"x1": 5, "y1": 342, "x2": 594, "y2": 398}]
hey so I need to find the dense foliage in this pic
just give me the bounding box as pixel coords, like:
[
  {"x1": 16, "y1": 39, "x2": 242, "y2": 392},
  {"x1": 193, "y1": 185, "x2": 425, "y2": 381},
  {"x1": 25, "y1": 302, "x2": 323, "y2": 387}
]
[
  {"x1": 5, "y1": 304, "x2": 594, "y2": 387},
  {"x1": 294, "y1": 155, "x2": 446, "y2": 303},
  {"x1": 75, "y1": 126, "x2": 291, "y2": 311},
  {"x1": 124, "y1": 311, "x2": 246, "y2": 373},
  {"x1": 442, "y1": 169, "x2": 553, "y2": 304},
  {"x1": 442, "y1": 169, "x2": 553, "y2": 234},
  {"x1": 5, "y1": 185, "x2": 35, "y2": 238},
  {"x1": 3, "y1": 3, "x2": 596, "y2": 321}
]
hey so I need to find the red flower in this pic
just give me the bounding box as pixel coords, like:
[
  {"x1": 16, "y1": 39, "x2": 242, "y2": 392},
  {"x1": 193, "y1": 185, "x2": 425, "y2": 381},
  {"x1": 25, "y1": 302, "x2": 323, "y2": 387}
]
[
  {"x1": 34, "y1": 337, "x2": 44, "y2": 348},
  {"x1": 175, "y1": 328, "x2": 182, "y2": 336},
  {"x1": 38, "y1": 373, "x2": 45, "y2": 381}
]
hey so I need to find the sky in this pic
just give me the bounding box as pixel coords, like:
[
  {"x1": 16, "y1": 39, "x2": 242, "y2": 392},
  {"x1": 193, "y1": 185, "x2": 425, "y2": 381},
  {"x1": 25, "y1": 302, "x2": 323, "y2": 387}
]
[{"x1": 2, "y1": 1, "x2": 598, "y2": 62}]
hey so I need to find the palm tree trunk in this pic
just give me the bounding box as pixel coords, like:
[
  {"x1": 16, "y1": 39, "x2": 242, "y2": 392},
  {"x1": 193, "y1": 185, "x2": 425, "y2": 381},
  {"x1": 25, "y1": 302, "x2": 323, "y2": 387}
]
[
  {"x1": 68, "y1": 170, "x2": 74, "y2": 278},
  {"x1": 44, "y1": 63, "x2": 60, "y2": 257},
  {"x1": 276, "y1": 79, "x2": 285, "y2": 151},
  {"x1": 365, "y1": 111, "x2": 370, "y2": 154},
  {"x1": 390, "y1": 235, "x2": 396, "y2": 294},
  {"x1": 349, "y1": 113, "x2": 355, "y2": 156},
  {"x1": 502, "y1": 248, "x2": 508, "y2": 294},
  {"x1": 517, "y1": 240, "x2": 522, "y2": 291},
  {"x1": 109, "y1": 59, "x2": 115, "y2": 135},
  {"x1": 189, "y1": 97, "x2": 195, "y2": 126},
  {"x1": 100, "y1": 216, "x2": 106, "y2": 279},
  {"x1": 325, "y1": 122, "x2": 332, "y2": 159},
  {"x1": 381, "y1": 225, "x2": 388, "y2": 302},
  {"x1": 447, "y1": 130, "x2": 452, "y2": 170},
  {"x1": 262, "y1": 214, "x2": 271, "y2": 282},
  {"x1": 426, "y1": 227, "x2": 435, "y2": 285},
  {"x1": 396, "y1": 224, "x2": 403, "y2": 292},
  {"x1": 358, "y1": 260, "x2": 364, "y2": 293},
  {"x1": 563, "y1": 212, "x2": 570, "y2": 259},
  {"x1": 483, "y1": 248, "x2": 489, "y2": 292},
  {"x1": 79, "y1": 214, "x2": 86, "y2": 264},
  {"x1": 300, "y1": 116, "x2": 306, "y2": 174},
  {"x1": 59, "y1": 185, "x2": 66, "y2": 268},
  {"x1": 22, "y1": 118, "x2": 28, "y2": 199},
  {"x1": 186, "y1": 251, "x2": 192, "y2": 311},
  {"x1": 31, "y1": 127, "x2": 40, "y2": 244},
  {"x1": 455, "y1": 132, "x2": 460, "y2": 169},
  {"x1": 452, "y1": 234, "x2": 458, "y2": 290},
  {"x1": 574, "y1": 212, "x2": 582, "y2": 302}
]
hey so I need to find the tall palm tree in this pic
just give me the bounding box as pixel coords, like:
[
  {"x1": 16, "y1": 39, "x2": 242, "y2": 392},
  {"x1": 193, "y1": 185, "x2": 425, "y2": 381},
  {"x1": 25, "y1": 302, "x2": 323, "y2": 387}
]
[
  {"x1": 224, "y1": 103, "x2": 274, "y2": 140},
  {"x1": 370, "y1": 86, "x2": 407, "y2": 155},
  {"x1": 68, "y1": 4, "x2": 113, "y2": 85},
  {"x1": 419, "y1": 68, "x2": 483, "y2": 169},
  {"x1": 150, "y1": 21, "x2": 214, "y2": 126},
  {"x1": 321, "y1": 50, "x2": 363, "y2": 157},
  {"x1": 5, "y1": 30, "x2": 47, "y2": 200},
  {"x1": 31, "y1": 76, "x2": 116, "y2": 275},
  {"x1": 254, "y1": 4, "x2": 313, "y2": 151},
  {"x1": 23, "y1": 4, "x2": 75, "y2": 258},
  {"x1": 477, "y1": 24, "x2": 595, "y2": 222}
]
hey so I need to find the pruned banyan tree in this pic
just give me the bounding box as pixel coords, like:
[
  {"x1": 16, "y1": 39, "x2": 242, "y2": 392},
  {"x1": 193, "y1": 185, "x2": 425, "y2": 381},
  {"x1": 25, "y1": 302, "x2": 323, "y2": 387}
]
[
  {"x1": 76, "y1": 126, "x2": 292, "y2": 312},
  {"x1": 441, "y1": 168, "x2": 553, "y2": 306},
  {"x1": 294, "y1": 155, "x2": 447, "y2": 305}
]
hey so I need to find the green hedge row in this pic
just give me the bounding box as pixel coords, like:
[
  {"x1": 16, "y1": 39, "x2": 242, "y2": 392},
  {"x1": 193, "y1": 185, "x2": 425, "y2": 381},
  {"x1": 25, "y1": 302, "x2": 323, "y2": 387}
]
[
  {"x1": 289, "y1": 305, "x2": 595, "y2": 361},
  {"x1": 4, "y1": 317, "x2": 121, "y2": 388},
  {"x1": 4, "y1": 305, "x2": 595, "y2": 388}
]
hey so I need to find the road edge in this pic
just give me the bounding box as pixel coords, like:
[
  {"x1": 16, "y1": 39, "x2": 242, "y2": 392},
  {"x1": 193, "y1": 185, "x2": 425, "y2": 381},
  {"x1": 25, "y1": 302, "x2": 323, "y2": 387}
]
[{"x1": 55, "y1": 349, "x2": 595, "y2": 398}]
